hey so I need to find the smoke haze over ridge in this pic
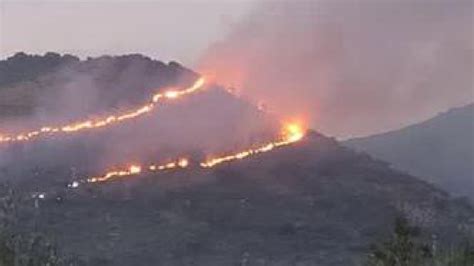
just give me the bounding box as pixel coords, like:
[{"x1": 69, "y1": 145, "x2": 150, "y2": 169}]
[
  {"x1": 199, "y1": 0, "x2": 473, "y2": 138},
  {"x1": 1, "y1": 0, "x2": 472, "y2": 138}
]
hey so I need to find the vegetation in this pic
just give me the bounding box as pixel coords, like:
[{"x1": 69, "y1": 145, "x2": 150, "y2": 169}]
[
  {"x1": 0, "y1": 52, "x2": 78, "y2": 88},
  {"x1": 0, "y1": 186, "x2": 83, "y2": 266},
  {"x1": 0, "y1": 52, "x2": 198, "y2": 120},
  {"x1": 366, "y1": 216, "x2": 474, "y2": 266}
]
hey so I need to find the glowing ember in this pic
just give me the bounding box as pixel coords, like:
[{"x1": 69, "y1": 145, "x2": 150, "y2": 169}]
[
  {"x1": 0, "y1": 77, "x2": 206, "y2": 144},
  {"x1": 129, "y1": 165, "x2": 142, "y2": 174},
  {"x1": 165, "y1": 90, "x2": 179, "y2": 99},
  {"x1": 68, "y1": 181, "x2": 80, "y2": 188},
  {"x1": 178, "y1": 158, "x2": 189, "y2": 168}
]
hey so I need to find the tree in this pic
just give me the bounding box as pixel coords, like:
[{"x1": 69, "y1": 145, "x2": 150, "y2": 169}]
[
  {"x1": 366, "y1": 216, "x2": 431, "y2": 266},
  {"x1": 0, "y1": 185, "x2": 83, "y2": 266},
  {"x1": 366, "y1": 216, "x2": 474, "y2": 266},
  {"x1": 433, "y1": 241, "x2": 474, "y2": 266}
]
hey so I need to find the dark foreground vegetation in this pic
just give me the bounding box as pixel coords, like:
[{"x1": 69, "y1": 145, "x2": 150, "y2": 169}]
[
  {"x1": 366, "y1": 217, "x2": 474, "y2": 266},
  {"x1": 0, "y1": 186, "x2": 84, "y2": 266},
  {"x1": 1, "y1": 187, "x2": 473, "y2": 266}
]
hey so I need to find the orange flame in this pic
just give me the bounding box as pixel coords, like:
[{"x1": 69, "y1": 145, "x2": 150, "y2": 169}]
[
  {"x1": 79, "y1": 123, "x2": 306, "y2": 185},
  {"x1": 200, "y1": 122, "x2": 305, "y2": 168},
  {"x1": 87, "y1": 158, "x2": 189, "y2": 183},
  {"x1": 0, "y1": 78, "x2": 206, "y2": 144}
]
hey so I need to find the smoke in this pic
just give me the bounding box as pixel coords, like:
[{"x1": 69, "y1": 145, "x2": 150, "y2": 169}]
[
  {"x1": 0, "y1": 55, "x2": 279, "y2": 187},
  {"x1": 34, "y1": 55, "x2": 189, "y2": 124},
  {"x1": 198, "y1": 0, "x2": 473, "y2": 138},
  {"x1": 0, "y1": 85, "x2": 277, "y2": 179}
]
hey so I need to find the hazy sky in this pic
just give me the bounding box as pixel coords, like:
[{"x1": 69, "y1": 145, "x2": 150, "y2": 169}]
[
  {"x1": 0, "y1": 0, "x2": 472, "y2": 137},
  {"x1": 0, "y1": 0, "x2": 255, "y2": 65}
]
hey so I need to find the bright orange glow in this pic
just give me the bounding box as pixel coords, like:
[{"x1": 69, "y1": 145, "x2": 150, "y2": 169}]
[
  {"x1": 282, "y1": 122, "x2": 305, "y2": 142},
  {"x1": 0, "y1": 77, "x2": 206, "y2": 144},
  {"x1": 129, "y1": 165, "x2": 142, "y2": 174},
  {"x1": 81, "y1": 123, "x2": 306, "y2": 184},
  {"x1": 200, "y1": 123, "x2": 306, "y2": 168},
  {"x1": 165, "y1": 91, "x2": 179, "y2": 99},
  {"x1": 87, "y1": 158, "x2": 189, "y2": 183},
  {"x1": 178, "y1": 158, "x2": 189, "y2": 168}
]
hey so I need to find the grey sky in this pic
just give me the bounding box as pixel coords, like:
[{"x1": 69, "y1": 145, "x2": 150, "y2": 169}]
[
  {"x1": 0, "y1": 0, "x2": 255, "y2": 66},
  {"x1": 0, "y1": 0, "x2": 472, "y2": 137}
]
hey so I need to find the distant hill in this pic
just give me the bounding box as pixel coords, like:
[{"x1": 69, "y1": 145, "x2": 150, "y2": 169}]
[
  {"x1": 345, "y1": 103, "x2": 474, "y2": 201},
  {"x1": 0, "y1": 52, "x2": 198, "y2": 120}
]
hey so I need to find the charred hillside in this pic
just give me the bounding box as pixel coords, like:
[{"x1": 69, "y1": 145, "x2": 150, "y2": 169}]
[{"x1": 23, "y1": 131, "x2": 474, "y2": 266}]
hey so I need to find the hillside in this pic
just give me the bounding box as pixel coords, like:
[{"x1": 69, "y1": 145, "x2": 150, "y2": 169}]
[
  {"x1": 0, "y1": 52, "x2": 79, "y2": 88},
  {"x1": 7, "y1": 132, "x2": 472, "y2": 266},
  {"x1": 0, "y1": 52, "x2": 198, "y2": 121},
  {"x1": 0, "y1": 53, "x2": 472, "y2": 265},
  {"x1": 345, "y1": 104, "x2": 474, "y2": 201}
]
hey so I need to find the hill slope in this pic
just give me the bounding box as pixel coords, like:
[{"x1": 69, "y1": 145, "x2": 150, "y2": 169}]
[
  {"x1": 1, "y1": 52, "x2": 472, "y2": 265},
  {"x1": 18, "y1": 132, "x2": 473, "y2": 266},
  {"x1": 0, "y1": 52, "x2": 197, "y2": 121},
  {"x1": 345, "y1": 103, "x2": 474, "y2": 201}
]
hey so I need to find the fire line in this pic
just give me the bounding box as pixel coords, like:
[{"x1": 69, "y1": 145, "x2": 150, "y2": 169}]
[
  {"x1": 87, "y1": 158, "x2": 190, "y2": 183},
  {"x1": 200, "y1": 123, "x2": 304, "y2": 168},
  {"x1": 0, "y1": 77, "x2": 206, "y2": 144},
  {"x1": 73, "y1": 123, "x2": 305, "y2": 185}
]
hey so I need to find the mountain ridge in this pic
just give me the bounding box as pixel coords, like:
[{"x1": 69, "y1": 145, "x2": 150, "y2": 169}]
[
  {"x1": 345, "y1": 103, "x2": 474, "y2": 201},
  {"x1": 0, "y1": 52, "x2": 198, "y2": 121}
]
